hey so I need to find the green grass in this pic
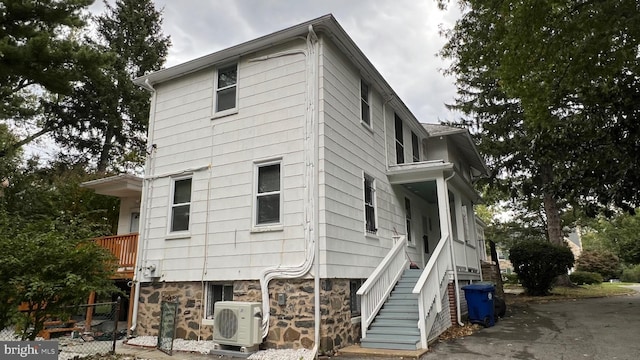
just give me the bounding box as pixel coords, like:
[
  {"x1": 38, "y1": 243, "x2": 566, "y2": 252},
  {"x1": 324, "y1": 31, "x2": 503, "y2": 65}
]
[
  {"x1": 551, "y1": 283, "x2": 635, "y2": 297},
  {"x1": 505, "y1": 282, "x2": 636, "y2": 304}
]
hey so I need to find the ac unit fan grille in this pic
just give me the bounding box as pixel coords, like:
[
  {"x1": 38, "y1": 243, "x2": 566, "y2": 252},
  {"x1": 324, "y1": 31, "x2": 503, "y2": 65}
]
[{"x1": 216, "y1": 308, "x2": 238, "y2": 339}]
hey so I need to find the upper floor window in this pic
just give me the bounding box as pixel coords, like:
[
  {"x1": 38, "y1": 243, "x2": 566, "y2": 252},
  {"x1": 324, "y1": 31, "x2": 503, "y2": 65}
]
[
  {"x1": 255, "y1": 161, "x2": 281, "y2": 225},
  {"x1": 395, "y1": 114, "x2": 404, "y2": 164},
  {"x1": 364, "y1": 173, "x2": 377, "y2": 234},
  {"x1": 215, "y1": 63, "x2": 237, "y2": 113},
  {"x1": 360, "y1": 80, "x2": 371, "y2": 127},
  {"x1": 171, "y1": 177, "x2": 192, "y2": 232},
  {"x1": 411, "y1": 131, "x2": 420, "y2": 162}
]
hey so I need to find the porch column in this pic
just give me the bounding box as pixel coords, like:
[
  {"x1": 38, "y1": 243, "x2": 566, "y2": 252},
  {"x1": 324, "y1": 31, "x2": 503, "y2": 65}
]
[{"x1": 435, "y1": 176, "x2": 451, "y2": 241}]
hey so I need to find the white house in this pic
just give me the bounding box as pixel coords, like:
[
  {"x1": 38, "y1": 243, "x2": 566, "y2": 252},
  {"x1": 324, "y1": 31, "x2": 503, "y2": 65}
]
[{"x1": 94, "y1": 14, "x2": 489, "y2": 355}]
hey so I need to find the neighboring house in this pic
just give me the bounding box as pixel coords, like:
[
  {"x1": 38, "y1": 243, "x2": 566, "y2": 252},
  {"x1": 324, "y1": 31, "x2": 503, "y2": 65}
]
[{"x1": 88, "y1": 15, "x2": 489, "y2": 353}]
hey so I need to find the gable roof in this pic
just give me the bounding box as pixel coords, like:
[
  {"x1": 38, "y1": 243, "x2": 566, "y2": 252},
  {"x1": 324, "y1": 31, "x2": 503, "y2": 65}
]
[
  {"x1": 422, "y1": 124, "x2": 488, "y2": 177},
  {"x1": 133, "y1": 14, "x2": 427, "y2": 137}
]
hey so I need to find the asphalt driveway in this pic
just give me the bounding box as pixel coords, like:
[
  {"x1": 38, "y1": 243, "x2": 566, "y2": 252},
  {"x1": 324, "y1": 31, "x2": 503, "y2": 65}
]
[{"x1": 422, "y1": 285, "x2": 640, "y2": 360}]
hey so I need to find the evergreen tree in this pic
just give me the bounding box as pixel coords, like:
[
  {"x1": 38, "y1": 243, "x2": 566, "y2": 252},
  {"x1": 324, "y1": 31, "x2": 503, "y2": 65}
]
[
  {"x1": 0, "y1": 0, "x2": 104, "y2": 156},
  {"x1": 52, "y1": 0, "x2": 170, "y2": 172}
]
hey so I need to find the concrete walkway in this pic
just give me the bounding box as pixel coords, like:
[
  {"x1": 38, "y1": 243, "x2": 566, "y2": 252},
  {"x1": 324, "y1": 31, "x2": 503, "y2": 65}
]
[{"x1": 422, "y1": 285, "x2": 640, "y2": 360}]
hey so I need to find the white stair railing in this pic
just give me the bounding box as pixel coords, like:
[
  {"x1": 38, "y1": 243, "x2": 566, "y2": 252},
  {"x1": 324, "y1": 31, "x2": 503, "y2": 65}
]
[
  {"x1": 357, "y1": 235, "x2": 409, "y2": 339},
  {"x1": 412, "y1": 234, "x2": 452, "y2": 349}
]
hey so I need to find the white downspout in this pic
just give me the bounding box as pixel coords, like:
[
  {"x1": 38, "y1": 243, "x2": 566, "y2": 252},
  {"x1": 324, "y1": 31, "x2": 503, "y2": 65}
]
[
  {"x1": 444, "y1": 172, "x2": 464, "y2": 326},
  {"x1": 312, "y1": 28, "x2": 321, "y2": 360},
  {"x1": 257, "y1": 26, "x2": 320, "y2": 353},
  {"x1": 130, "y1": 78, "x2": 157, "y2": 333}
]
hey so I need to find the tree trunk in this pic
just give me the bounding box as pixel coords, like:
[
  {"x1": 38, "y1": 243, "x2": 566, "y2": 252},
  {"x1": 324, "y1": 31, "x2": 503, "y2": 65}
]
[
  {"x1": 97, "y1": 126, "x2": 114, "y2": 172},
  {"x1": 541, "y1": 165, "x2": 572, "y2": 286}
]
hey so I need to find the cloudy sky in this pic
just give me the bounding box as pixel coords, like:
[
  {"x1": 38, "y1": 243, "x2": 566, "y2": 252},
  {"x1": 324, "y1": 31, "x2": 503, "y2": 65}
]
[{"x1": 91, "y1": 0, "x2": 463, "y2": 124}]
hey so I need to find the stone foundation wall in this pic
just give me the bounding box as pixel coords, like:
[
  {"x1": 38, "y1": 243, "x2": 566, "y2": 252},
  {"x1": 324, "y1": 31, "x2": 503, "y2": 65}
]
[
  {"x1": 135, "y1": 278, "x2": 359, "y2": 354},
  {"x1": 136, "y1": 282, "x2": 209, "y2": 340}
]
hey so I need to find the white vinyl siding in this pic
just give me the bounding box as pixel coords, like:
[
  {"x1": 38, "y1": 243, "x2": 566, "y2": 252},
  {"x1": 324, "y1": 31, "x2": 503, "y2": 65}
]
[
  {"x1": 320, "y1": 38, "x2": 413, "y2": 278},
  {"x1": 141, "y1": 40, "x2": 308, "y2": 281}
]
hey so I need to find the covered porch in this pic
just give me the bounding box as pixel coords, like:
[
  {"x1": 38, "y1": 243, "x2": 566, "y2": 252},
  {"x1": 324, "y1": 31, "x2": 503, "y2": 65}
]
[{"x1": 356, "y1": 160, "x2": 483, "y2": 351}]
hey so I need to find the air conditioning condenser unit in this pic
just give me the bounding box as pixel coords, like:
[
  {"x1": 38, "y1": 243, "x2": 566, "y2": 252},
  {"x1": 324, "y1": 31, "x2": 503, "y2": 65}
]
[{"x1": 213, "y1": 301, "x2": 262, "y2": 349}]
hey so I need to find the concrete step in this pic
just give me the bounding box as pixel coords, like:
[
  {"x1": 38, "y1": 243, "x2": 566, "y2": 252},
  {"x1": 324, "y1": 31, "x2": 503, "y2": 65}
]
[{"x1": 360, "y1": 334, "x2": 420, "y2": 350}]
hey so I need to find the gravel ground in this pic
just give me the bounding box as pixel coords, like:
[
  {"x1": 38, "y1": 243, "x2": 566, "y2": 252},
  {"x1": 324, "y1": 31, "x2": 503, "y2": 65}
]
[{"x1": 126, "y1": 336, "x2": 315, "y2": 360}]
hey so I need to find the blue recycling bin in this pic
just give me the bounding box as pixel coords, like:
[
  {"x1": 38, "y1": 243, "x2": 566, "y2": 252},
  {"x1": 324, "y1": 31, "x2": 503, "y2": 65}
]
[{"x1": 462, "y1": 283, "x2": 495, "y2": 327}]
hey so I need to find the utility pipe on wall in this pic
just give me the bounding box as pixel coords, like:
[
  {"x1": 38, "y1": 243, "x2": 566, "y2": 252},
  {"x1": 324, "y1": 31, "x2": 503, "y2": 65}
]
[{"x1": 256, "y1": 26, "x2": 320, "y2": 357}]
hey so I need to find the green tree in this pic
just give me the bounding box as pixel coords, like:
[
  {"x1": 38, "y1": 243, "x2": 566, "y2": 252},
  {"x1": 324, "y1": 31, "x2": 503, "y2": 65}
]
[
  {"x1": 0, "y1": 0, "x2": 105, "y2": 156},
  {"x1": 52, "y1": 0, "x2": 170, "y2": 172},
  {"x1": 439, "y1": 0, "x2": 640, "y2": 248},
  {"x1": 582, "y1": 212, "x2": 640, "y2": 265},
  {"x1": 0, "y1": 149, "x2": 120, "y2": 336},
  {"x1": 575, "y1": 249, "x2": 621, "y2": 280},
  {"x1": 0, "y1": 220, "x2": 118, "y2": 340}
]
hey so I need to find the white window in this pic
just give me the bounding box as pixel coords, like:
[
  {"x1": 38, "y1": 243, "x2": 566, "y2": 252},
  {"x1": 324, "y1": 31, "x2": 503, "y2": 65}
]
[
  {"x1": 364, "y1": 173, "x2": 377, "y2": 234},
  {"x1": 215, "y1": 63, "x2": 237, "y2": 113},
  {"x1": 449, "y1": 191, "x2": 458, "y2": 241},
  {"x1": 411, "y1": 131, "x2": 420, "y2": 162},
  {"x1": 170, "y1": 177, "x2": 192, "y2": 232},
  {"x1": 405, "y1": 197, "x2": 413, "y2": 244},
  {"x1": 205, "y1": 283, "x2": 233, "y2": 319},
  {"x1": 395, "y1": 114, "x2": 404, "y2": 164},
  {"x1": 255, "y1": 161, "x2": 281, "y2": 225},
  {"x1": 360, "y1": 79, "x2": 371, "y2": 127}
]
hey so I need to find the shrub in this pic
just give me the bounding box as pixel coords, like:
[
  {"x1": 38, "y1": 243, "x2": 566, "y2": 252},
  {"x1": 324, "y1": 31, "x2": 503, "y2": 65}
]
[
  {"x1": 503, "y1": 273, "x2": 519, "y2": 284},
  {"x1": 509, "y1": 240, "x2": 574, "y2": 296},
  {"x1": 570, "y1": 271, "x2": 603, "y2": 285},
  {"x1": 575, "y1": 249, "x2": 621, "y2": 280},
  {"x1": 621, "y1": 264, "x2": 640, "y2": 283}
]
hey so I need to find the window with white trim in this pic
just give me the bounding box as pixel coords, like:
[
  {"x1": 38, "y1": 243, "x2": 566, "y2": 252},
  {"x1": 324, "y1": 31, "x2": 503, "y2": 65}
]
[
  {"x1": 449, "y1": 191, "x2": 458, "y2": 241},
  {"x1": 364, "y1": 173, "x2": 377, "y2": 234},
  {"x1": 255, "y1": 161, "x2": 281, "y2": 225},
  {"x1": 395, "y1": 114, "x2": 404, "y2": 164},
  {"x1": 170, "y1": 177, "x2": 192, "y2": 232},
  {"x1": 360, "y1": 79, "x2": 371, "y2": 127},
  {"x1": 405, "y1": 197, "x2": 413, "y2": 244},
  {"x1": 205, "y1": 283, "x2": 233, "y2": 319},
  {"x1": 215, "y1": 63, "x2": 237, "y2": 113},
  {"x1": 411, "y1": 131, "x2": 420, "y2": 162}
]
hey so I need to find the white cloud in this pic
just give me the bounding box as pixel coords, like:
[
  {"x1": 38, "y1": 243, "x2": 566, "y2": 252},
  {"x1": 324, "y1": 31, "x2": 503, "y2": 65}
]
[{"x1": 91, "y1": 0, "x2": 462, "y2": 123}]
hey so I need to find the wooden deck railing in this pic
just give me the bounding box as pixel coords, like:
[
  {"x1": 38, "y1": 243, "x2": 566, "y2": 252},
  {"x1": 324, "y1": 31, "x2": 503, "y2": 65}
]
[{"x1": 95, "y1": 233, "x2": 138, "y2": 277}]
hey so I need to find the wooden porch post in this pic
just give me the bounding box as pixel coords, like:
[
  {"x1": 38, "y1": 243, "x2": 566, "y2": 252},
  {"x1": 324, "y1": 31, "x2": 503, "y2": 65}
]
[{"x1": 85, "y1": 291, "x2": 96, "y2": 332}]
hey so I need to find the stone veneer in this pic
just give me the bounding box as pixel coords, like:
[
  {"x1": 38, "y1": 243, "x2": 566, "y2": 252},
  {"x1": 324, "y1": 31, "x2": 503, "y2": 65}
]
[{"x1": 134, "y1": 278, "x2": 360, "y2": 355}]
